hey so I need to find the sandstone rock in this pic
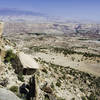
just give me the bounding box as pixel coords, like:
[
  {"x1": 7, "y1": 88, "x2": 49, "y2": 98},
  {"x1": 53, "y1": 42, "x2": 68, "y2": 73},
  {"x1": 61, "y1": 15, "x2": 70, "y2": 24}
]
[
  {"x1": 0, "y1": 88, "x2": 21, "y2": 100},
  {"x1": 0, "y1": 22, "x2": 4, "y2": 38}
]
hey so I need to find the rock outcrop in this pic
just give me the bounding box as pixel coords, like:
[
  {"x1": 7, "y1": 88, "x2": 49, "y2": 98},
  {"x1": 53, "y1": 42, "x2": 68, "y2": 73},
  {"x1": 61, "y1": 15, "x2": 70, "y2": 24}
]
[
  {"x1": 8, "y1": 52, "x2": 40, "y2": 75},
  {"x1": 0, "y1": 22, "x2": 4, "y2": 38},
  {"x1": 0, "y1": 88, "x2": 21, "y2": 100},
  {"x1": 0, "y1": 22, "x2": 4, "y2": 67},
  {"x1": 18, "y1": 52, "x2": 39, "y2": 69}
]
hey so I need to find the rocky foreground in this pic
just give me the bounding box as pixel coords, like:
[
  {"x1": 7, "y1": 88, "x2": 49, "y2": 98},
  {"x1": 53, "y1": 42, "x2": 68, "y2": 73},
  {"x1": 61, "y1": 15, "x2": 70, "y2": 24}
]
[{"x1": 0, "y1": 33, "x2": 100, "y2": 100}]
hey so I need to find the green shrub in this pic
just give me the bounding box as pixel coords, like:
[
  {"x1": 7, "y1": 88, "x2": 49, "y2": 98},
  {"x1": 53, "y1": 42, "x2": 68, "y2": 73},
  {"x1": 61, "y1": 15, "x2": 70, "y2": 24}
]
[
  {"x1": 33, "y1": 47, "x2": 41, "y2": 52},
  {"x1": 9, "y1": 86, "x2": 18, "y2": 93},
  {"x1": 81, "y1": 96, "x2": 86, "y2": 100},
  {"x1": 83, "y1": 52, "x2": 100, "y2": 57},
  {"x1": 42, "y1": 68, "x2": 48, "y2": 74},
  {"x1": 44, "y1": 97, "x2": 50, "y2": 100},
  {"x1": 72, "y1": 57, "x2": 75, "y2": 61},
  {"x1": 50, "y1": 82, "x2": 54, "y2": 89},
  {"x1": 78, "y1": 38, "x2": 89, "y2": 40},
  {"x1": 51, "y1": 47, "x2": 100, "y2": 57},
  {"x1": 17, "y1": 73, "x2": 24, "y2": 82},
  {"x1": 80, "y1": 88, "x2": 84, "y2": 92},
  {"x1": 8, "y1": 67, "x2": 11, "y2": 70},
  {"x1": 88, "y1": 94, "x2": 97, "y2": 100},
  {"x1": 44, "y1": 95, "x2": 50, "y2": 100},
  {"x1": 62, "y1": 75, "x2": 66, "y2": 80},
  {"x1": 4, "y1": 50, "x2": 16, "y2": 63},
  {"x1": 56, "y1": 80, "x2": 61, "y2": 87},
  {"x1": 71, "y1": 98, "x2": 75, "y2": 100}
]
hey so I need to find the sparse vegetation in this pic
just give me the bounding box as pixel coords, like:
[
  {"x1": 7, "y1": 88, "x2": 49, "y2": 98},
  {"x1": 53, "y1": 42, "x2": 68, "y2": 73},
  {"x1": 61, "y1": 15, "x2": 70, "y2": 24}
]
[
  {"x1": 80, "y1": 88, "x2": 84, "y2": 92},
  {"x1": 1, "y1": 32, "x2": 100, "y2": 100},
  {"x1": 81, "y1": 96, "x2": 87, "y2": 100},
  {"x1": 88, "y1": 93, "x2": 97, "y2": 100},
  {"x1": 0, "y1": 79, "x2": 8, "y2": 87},
  {"x1": 35, "y1": 58, "x2": 100, "y2": 98},
  {"x1": 71, "y1": 98, "x2": 75, "y2": 100},
  {"x1": 51, "y1": 47, "x2": 100, "y2": 57},
  {"x1": 56, "y1": 79, "x2": 61, "y2": 87},
  {"x1": 62, "y1": 75, "x2": 66, "y2": 80},
  {"x1": 17, "y1": 73, "x2": 24, "y2": 82},
  {"x1": 8, "y1": 67, "x2": 11, "y2": 70},
  {"x1": 4, "y1": 50, "x2": 16, "y2": 63},
  {"x1": 42, "y1": 68, "x2": 48, "y2": 74},
  {"x1": 44, "y1": 94, "x2": 50, "y2": 100},
  {"x1": 50, "y1": 82, "x2": 55, "y2": 89},
  {"x1": 9, "y1": 86, "x2": 18, "y2": 93},
  {"x1": 78, "y1": 38, "x2": 89, "y2": 41},
  {"x1": 83, "y1": 52, "x2": 100, "y2": 57},
  {"x1": 29, "y1": 46, "x2": 47, "y2": 52}
]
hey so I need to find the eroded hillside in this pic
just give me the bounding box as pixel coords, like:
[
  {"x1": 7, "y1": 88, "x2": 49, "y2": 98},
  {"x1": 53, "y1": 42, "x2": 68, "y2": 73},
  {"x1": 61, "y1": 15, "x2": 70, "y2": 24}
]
[{"x1": 0, "y1": 29, "x2": 100, "y2": 100}]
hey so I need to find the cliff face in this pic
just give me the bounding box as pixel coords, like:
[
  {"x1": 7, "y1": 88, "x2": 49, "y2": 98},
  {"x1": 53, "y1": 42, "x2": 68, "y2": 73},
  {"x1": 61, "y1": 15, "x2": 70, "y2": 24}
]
[
  {"x1": 0, "y1": 22, "x2": 4, "y2": 66},
  {"x1": 0, "y1": 22, "x2": 4, "y2": 38}
]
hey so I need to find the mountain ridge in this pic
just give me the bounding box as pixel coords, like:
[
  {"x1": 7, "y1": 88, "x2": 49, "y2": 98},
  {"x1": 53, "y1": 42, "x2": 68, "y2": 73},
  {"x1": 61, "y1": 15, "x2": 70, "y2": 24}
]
[{"x1": 0, "y1": 8, "x2": 46, "y2": 16}]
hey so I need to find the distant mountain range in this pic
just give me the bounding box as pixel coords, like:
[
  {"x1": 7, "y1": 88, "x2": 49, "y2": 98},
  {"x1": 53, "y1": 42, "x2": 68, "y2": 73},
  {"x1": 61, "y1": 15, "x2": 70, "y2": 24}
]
[
  {"x1": 0, "y1": 8, "x2": 46, "y2": 16},
  {"x1": 0, "y1": 8, "x2": 99, "y2": 24},
  {"x1": 1, "y1": 8, "x2": 100, "y2": 37},
  {"x1": 0, "y1": 8, "x2": 66, "y2": 23}
]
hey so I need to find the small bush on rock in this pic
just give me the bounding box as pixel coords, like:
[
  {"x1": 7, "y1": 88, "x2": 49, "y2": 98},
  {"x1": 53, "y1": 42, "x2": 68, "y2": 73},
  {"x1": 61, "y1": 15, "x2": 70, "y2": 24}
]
[
  {"x1": 56, "y1": 80, "x2": 61, "y2": 87},
  {"x1": 9, "y1": 86, "x2": 18, "y2": 93},
  {"x1": 4, "y1": 50, "x2": 16, "y2": 63},
  {"x1": 17, "y1": 73, "x2": 24, "y2": 82}
]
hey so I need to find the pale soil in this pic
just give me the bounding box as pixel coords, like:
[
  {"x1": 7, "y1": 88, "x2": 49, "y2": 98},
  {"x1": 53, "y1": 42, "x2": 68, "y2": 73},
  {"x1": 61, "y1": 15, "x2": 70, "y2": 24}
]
[
  {"x1": 4, "y1": 34, "x2": 100, "y2": 76},
  {"x1": 34, "y1": 52, "x2": 100, "y2": 76}
]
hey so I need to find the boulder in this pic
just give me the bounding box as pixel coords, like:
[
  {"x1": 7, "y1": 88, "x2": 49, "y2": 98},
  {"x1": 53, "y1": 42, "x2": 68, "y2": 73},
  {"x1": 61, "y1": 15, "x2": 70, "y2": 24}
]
[
  {"x1": 18, "y1": 52, "x2": 39, "y2": 75},
  {"x1": 0, "y1": 88, "x2": 21, "y2": 100}
]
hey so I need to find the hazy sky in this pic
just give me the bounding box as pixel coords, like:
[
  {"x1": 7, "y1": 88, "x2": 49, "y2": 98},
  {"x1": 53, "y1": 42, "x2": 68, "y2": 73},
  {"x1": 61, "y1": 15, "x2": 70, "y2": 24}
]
[{"x1": 0, "y1": 0, "x2": 100, "y2": 21}]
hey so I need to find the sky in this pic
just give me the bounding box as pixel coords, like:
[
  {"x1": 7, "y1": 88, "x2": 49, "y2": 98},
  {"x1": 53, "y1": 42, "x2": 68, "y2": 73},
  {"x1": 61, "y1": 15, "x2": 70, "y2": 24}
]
[{"x1": 0, "y1": 0, "x2": 100, "y2": 21}]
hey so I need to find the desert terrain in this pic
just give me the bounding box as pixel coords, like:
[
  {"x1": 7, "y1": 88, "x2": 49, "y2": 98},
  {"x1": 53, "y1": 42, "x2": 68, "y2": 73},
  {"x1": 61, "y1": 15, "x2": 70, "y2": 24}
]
[
  {"x1": 0, "y1": 21, "x2": 100, "y2": 100},
  {"x1": 5, "y1": 33, "x2": 100, "y2": 76}
]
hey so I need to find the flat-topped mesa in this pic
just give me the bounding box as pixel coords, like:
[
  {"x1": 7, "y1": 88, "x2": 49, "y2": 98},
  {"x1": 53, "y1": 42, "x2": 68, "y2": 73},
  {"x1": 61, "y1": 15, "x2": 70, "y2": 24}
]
[{"x1": 0, "y1": 22, "x2": 4, "y2": 38}]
